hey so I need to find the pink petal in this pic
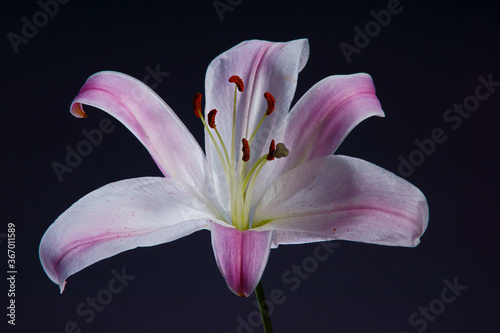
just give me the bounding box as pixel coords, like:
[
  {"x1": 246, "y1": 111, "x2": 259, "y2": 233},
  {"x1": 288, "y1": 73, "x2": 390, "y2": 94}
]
[
  {"x1": 253, "y1": 156, "x2": 428, "y2": 247},
  {"x1": 40, "y1": 177, "x2": 216, "y2": 292},
  {"x1": 210, "y1": 221, "x2": 274, "y2": 297},
  {"x1": 204, "y1": 39, "x2": 309, "y2": 205},
  {"x1": 70, "y1": 71, "x2": 207, "y2": 189},
  {"x1": 274, "y1": 73, "x2": 384, "y2": 177}
]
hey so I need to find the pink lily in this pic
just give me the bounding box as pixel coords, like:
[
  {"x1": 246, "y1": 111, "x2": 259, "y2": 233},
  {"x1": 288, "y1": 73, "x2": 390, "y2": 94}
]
[{"x1": 39, "y1": 39, "x2": 428, "y2": 298}]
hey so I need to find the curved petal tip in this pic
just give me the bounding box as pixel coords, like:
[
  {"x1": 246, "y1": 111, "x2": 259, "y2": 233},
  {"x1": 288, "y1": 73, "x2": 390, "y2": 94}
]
[
  {"x1": 70, "y1": 102, "x2": 87, "y2": 118},
  {"x1": 210, "y1": 221, "x2": 274, "y2": 297}
]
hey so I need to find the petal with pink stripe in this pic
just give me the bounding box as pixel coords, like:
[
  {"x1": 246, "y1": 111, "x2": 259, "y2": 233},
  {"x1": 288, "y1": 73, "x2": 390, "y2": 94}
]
[
  {"x1": 210, "y1": 221, "x2": 274, "y2": 297},
  {"x1": 40, "y1": 177, "x2": 216, "y2": 292},
  {"x1": 71, "y1": 71, "x2": 208, "y2": 188},
  {"x1": 254, "y1": 156, "x2": 428, "y2": 247}
]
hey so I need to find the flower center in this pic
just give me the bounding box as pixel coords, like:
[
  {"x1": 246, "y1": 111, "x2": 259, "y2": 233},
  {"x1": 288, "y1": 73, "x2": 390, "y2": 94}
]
[{"x1": 193, "y1": 75, "x2": 288, "y2": 231}]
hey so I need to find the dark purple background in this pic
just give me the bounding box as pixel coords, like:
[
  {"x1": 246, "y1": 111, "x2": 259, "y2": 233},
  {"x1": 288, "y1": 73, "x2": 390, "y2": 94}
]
[{"x1": 2, "y1": 0, "x2": 499, "y2": 332}]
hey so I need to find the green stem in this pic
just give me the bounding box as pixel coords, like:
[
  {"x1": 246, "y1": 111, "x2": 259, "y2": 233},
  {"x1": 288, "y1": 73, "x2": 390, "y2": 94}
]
[{"x1": 255, "y1": 280, "x2": 274, "y2": 333}]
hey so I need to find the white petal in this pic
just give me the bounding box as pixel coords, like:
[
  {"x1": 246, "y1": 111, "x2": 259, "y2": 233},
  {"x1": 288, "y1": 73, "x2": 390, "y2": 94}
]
[
  {"x1": 40, "y1": 177, "x2": 218, "y2": 292},
  {"x1": 253, "y1": 156, "x2": 428, "y2": 247}
]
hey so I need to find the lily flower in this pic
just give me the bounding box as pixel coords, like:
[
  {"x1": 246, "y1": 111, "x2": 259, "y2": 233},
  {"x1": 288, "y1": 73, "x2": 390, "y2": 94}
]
[{"x1": 40, "y1": 39, "x2": 428, "y2": 298}]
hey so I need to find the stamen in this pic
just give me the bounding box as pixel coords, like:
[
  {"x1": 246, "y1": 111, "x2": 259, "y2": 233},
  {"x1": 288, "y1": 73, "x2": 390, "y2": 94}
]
[
  {"x1": 200, "y1": 79, "x2": 286, "y2": 231},
  {"x1": 274, "y1": 143, "x2": 289, "y2": 158},
  {"x1": 248, "y1": 93, "x2": 277, "y2": 146},
  {"x1": 193, "y1": 93, "x2": 202, "y2": 118},
  {"x1": 208, "y1": 109, "x2": 217, "y2": 128},
  {"x1": 264, "y1": 92, "x2": 275, "y2": 115},
  {"x1": 242, "y1": 139, "x2": 277, "y2": 197},
  {"x1": 242, "y1": 138, "x2": 250, "y2": 162},
  {"x1": 193, "y1": 96, "x2": 230, "y2": 188},
  {"x1": 229, "y1": 75, "x2": 244, "y2": 92},
  {"x1": 267, "y1": 140, "x2": 276, "y2": 161},
  {"x1": 241, "y1": 140, "x2": 278, "y2": 227}
]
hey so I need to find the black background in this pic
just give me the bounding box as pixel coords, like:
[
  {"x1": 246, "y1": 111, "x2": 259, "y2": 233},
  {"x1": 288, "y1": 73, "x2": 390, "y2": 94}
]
[{"x1": 2, "y1": 0, "x2": 499, "y2": 332}]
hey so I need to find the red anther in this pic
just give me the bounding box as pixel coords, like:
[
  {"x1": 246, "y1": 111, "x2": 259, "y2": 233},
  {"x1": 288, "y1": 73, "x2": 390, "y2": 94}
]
[
  {"x1": 208, "y1": 109, "x2": 217, "y2": 128},
  {"x1": 267, "y1": 139, "x2": 276, "y2": 161},
  {"x1": 242, "y1": 138, "x2": 250, "y2": 162},
  {"x1": 229, "y1": 75, "x2": 244, "y2": 92},
  {"x1": 264, "y1": 92, "x2": 275, "y2": 115},
  {"x1": 193, "y1": 93, "x2": 202, "y2": 118}
]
